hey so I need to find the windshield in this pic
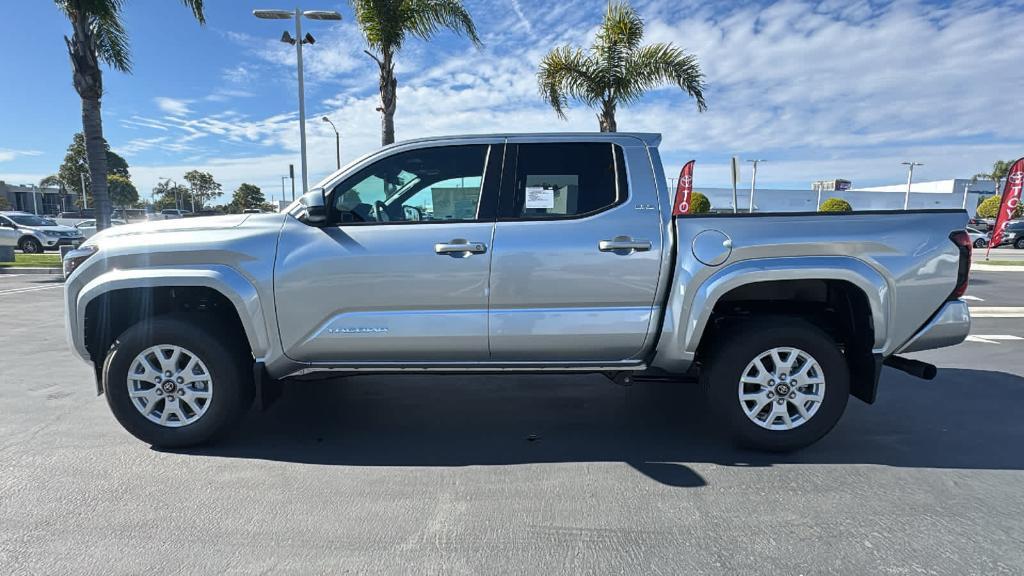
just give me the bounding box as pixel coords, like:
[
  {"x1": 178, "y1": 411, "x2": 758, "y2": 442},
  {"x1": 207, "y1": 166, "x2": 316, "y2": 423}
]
[{"x1": 9, "y1": 214, "x2": 57, "y2": 226}]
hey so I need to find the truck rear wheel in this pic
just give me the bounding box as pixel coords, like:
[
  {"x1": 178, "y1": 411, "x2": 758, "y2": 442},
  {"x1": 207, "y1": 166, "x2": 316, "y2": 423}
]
[
  {"x1": 102, "y1": 316, "x2": 252, "y2": 448},
  {"x1": 702, "y1": 318, "x2": 849, "y2": 452}
]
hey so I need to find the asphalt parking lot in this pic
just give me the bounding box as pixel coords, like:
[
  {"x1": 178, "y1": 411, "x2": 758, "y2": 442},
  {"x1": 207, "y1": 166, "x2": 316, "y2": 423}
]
[{"x1": 2, "y1": 271, "x2": 1023, "y2": 575}]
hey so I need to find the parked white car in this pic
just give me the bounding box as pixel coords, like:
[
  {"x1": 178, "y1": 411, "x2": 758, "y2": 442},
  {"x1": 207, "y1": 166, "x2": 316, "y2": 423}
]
[
  {"x1": 75, "y1": 219, "x2": 127, "y2": 239},
  {"x1": 0, "y1": 211, "x2": 84, "y2": 253},
  {"x1": 966, "y1": 227, "x2": 990, "y2": 248}
]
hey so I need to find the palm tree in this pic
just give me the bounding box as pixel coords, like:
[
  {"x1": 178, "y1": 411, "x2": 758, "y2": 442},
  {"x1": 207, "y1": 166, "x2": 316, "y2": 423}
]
[
  {"x1": 973, "y1": 160, "x2": 1012, "y2": 195},
  {"x1": 350, "y1": 0, "x2": 481, "y2": 146},
  {"x1": 55, "y1": 0, "x2": 206, "y2": 230},
  {"x1": 538, "y1": 1, "x2": 707, "y2": 132}
]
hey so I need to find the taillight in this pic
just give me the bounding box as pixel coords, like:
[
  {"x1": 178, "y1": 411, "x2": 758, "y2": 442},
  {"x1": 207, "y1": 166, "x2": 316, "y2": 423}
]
[{"x1": 948, "y1": 230, "x2": 971, "y2": 299}]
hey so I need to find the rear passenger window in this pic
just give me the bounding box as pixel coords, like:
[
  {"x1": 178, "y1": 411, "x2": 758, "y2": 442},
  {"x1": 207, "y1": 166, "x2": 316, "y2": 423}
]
[{"x1": 509, "y1": 143, "x2": 626, "y2": 219}]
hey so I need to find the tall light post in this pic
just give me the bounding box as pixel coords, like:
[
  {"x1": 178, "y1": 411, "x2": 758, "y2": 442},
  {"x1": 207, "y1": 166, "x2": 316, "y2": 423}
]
[
  {"x1": 962, "y1": 180, "x2": 972, "y2": 210},
  {"x1": 902, "y1": 161, "x2": 923, "y2": 210},
  {"x1": 253, "y1": 8, "x2": 342, "y2": 195},
  {"x1": 747, "y1": 159, "x2": 765, "y2": 213},
  {"x1": 322, "y1": 116, "x2": 340, "y2": 169}
]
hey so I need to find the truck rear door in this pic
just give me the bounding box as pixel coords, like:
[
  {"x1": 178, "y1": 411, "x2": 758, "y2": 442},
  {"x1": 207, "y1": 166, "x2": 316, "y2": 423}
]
[{"x1": 487, "y1": 138, "x2": 664, "y2": 362}]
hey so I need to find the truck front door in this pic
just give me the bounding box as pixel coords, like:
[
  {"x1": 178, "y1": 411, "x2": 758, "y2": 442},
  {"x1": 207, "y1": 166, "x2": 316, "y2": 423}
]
[
  {"x1": 274, "y1": 142, "x2": 502, "y2": 364},
  {"x1": 487, "y1": 139, "x2": 664, "y2": 362}
]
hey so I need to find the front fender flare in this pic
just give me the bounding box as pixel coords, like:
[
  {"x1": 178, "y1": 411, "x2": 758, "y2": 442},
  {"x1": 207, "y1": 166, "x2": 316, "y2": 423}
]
[{"x1": 72, "y1": 265, "x2": 270, "y2": 362}]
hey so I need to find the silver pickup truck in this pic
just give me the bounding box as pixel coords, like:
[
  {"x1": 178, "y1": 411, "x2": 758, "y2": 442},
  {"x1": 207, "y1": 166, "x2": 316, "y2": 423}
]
[{"x1": 63, "y1": 133, "x2": 973, "y2": 451}]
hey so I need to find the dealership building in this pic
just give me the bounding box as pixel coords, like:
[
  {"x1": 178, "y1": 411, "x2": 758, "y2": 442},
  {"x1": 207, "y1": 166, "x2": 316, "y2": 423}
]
[
  {"x1": 685, "y1": 179, "x2": 998, "y2": 215},
  {"x1": 0, "y1": 181, "x2": 78, "y2": 215}
]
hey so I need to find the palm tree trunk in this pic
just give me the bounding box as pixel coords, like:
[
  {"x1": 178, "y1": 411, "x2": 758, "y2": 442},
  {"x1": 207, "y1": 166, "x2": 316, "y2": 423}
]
[
  {"x1": 66, "y1": 10, "x2": 112, "y2": 231},
  {"x1": 379, "y1": 49, "x2": 397, "y2": 146},
  {"x1": 81, "y1": 96, "x2": 111, "y2": 229},
  {"x1": 598, "y1": 100, "x2": 617, "y2": 132}
]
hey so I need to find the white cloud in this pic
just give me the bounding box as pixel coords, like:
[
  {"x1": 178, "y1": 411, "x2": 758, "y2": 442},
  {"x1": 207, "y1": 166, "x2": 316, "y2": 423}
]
[
  {"x1": 154, "y1": 97, "x2": 192, "y2": 116},
  {"x1": 120, "y1": 0, "x2": 1024, "y2": 193},
  {"x1": 0, "y1": 148, "x2": 42, "y2": 163}
]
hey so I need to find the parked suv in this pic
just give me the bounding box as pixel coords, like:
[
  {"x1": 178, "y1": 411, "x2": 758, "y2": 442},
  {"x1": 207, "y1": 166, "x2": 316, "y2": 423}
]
[
  {"x1": 0, "y1": 211, "x2": 83, "y2": 253},
  {"x1": 993, "y1": 220, "x2": 1024, "y2": 249}
]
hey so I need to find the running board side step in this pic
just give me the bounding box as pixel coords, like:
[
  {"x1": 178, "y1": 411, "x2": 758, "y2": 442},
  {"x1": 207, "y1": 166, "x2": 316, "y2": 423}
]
[{"x1": 883, "y1": 356, "x2": 937, "y2": 380}]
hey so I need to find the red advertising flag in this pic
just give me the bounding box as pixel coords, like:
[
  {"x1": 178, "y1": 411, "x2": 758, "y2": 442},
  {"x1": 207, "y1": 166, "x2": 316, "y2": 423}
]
[
  {"x1": 673, "y1": 160, "x2": 695, "y2": 216},
  {"x1": 986, "y1": 157, "x2": 1024, "y2": 257}
]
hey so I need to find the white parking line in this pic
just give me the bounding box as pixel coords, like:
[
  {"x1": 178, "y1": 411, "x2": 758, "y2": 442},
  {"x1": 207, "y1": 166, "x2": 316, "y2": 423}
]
[
  {"x1": 965, "y1": 334, "x2": 1024, "y2": 344},
  {"x1": 962, "y1": 295, "x2": 984, "y2": 301},
  {"x1": 969, "y1": 307, "x2": 1024, "y2": 318},
  {"x1": 0, "y1": 285, "x2": 63, "y2": 296}
]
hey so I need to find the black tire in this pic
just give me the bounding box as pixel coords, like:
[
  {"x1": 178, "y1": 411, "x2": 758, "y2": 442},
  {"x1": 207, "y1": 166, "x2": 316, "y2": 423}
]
[
  {"x1": 1015, "y1": 238, "x2": 1024, "y2": 250},
  {"x1": 19, "y1": 236, "x2": 42, "y2": 254},
  {"x1": 974, "y1": 238, "x2": 986, "y2": 248},
  {"x1": 701, "y1": 317, "x2": 850, "y2": 452},
  {"x1": 102, "y1": 316, "x2": 252, "y2": 447}
]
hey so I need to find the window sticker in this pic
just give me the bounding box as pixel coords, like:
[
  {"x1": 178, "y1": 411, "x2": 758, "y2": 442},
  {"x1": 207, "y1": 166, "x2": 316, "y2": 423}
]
[{"x1": 524, "y1": 186, "x2": 555, "y2": 209}]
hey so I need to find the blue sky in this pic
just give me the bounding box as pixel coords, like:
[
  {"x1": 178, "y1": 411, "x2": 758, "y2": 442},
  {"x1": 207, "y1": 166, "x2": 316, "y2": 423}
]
[{"x1": 1, "y1": 0, "x2": 1023, "y2": 203}]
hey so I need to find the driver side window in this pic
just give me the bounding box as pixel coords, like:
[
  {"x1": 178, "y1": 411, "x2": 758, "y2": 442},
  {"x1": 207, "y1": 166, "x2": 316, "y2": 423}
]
[{"x1": 331, "y1": 144, "x2": 490, "y2": 224}]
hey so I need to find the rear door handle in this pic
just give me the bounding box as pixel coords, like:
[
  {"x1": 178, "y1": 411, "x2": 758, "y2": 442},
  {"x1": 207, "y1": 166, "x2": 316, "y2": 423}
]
[
  {"x1": 435, "y1": 239, "x2": 487, "y2": 255},
  {"x1": 599, "y1": 237, "x2": 652, "y2": 253}
]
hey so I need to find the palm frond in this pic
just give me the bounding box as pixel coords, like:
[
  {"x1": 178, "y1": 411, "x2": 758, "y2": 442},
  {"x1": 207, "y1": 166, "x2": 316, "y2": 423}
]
[
  {"x1": 403, "y1": 0, "x2": 481, "y2": 46},
  {"x1": 537, "y1": 46, "x2": 601, "y2": 119},
  {"x1": 179, "y1": 0, "x2": 206, "y2": 25},
  {"x1": 91, "y1": 7, "x2": 132, "y2": 72},
  {"x1": 595, "y1": 1, "x2": 644, "y2": 54},
  {"x1": 351, "y1": 0, "x2": 404, "y2": 50},
  {"x1": 620, "y1": 43, "x2": 707, "y2": 111}
]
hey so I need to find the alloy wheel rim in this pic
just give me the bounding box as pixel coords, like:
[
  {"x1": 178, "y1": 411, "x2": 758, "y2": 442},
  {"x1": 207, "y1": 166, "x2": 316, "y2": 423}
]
[
  {"x1": 738, "y1": 346, "x2": 825, "y2": 431},
  {"x1": 126, "y1": 344, "x2": 213, "y2": 428}
]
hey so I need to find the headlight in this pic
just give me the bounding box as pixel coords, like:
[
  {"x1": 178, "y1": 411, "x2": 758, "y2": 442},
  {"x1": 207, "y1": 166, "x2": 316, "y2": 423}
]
[{"x1": 63, "y1": 244, "x2": 99, "y2": 278}]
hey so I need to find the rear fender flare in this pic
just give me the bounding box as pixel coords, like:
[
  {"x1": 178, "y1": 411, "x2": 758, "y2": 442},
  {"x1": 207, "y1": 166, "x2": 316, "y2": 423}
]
[{"x1": 681, "y1": 256, "x2": 890, "y2": 357}]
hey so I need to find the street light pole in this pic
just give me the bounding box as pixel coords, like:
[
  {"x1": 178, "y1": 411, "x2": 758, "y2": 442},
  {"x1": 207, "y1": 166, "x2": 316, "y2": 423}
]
[
  {"x1": 747, "y1": 159, "x2": 765, "y2": 213},
  {"x1": 322, "y1": 116, "x2": 340, "y2": 169},
  {"x1": 80, "y1": 172, "x2": 88, "y2": 209},
  {"x1": 902, "y1": 161, "x2": 923, "y2": 210},
  {"x1": 963, "y1": 181, "x2": 972, "y2": 210},
  {"x1": 254, "y1": 8, "x2": 342, "y2": 196}
]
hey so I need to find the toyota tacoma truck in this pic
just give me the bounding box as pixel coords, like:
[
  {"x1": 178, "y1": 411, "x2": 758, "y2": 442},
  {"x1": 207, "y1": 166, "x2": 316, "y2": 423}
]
[{"x1": 63, "y1": 133, "x2": 972, "y2": 451}]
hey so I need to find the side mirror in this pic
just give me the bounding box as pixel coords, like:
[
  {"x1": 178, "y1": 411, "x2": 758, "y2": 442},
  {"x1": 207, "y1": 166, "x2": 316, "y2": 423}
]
[
  {"x1": 297, "y1": 189, "x2": 327, "y2": 224},
  {"x1": 403, "y1": 205, "x2": 423, "y2": 221}
]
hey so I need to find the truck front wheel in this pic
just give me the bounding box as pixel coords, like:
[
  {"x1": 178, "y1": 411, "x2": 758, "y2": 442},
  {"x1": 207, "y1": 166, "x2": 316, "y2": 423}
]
[
  {"x1": 102, "y1": 316, "x2": 252, "y2": 447},
  {"x1": 702, "y1": 318, "x2": 849, "y2": 452}
]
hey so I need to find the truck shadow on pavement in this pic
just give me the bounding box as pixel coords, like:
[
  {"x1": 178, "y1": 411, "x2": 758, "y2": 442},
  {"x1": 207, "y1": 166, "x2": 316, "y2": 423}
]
[{"x1": 177, "y1": 367, "x2": 1024, "y2": 487}]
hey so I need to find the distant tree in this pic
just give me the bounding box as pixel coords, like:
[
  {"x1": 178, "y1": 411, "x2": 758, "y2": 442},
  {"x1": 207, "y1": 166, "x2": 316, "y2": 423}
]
[
  {"x1": 538, "y1": 1, "x2": 706, "y2": 132},
  {"x1": 975, "y1": 194, "x2": 1022, "y2": 219},
  {"x1": 57, "y1": 133, "x2": 129, "y2": 208},
  {"x1": 0, "y1": 196, "x2": 10, "y2": 210},
  {"x1": 229, "y1": 183, "x2": 265, "y2": 213},
  {"x1": 55, "y1": 0, "x2": 206, "y2": 231},
  {"x1": 819, "y1": 197, "x2": 853, "y2": 212},
  {"x1": 350, "y1": 0, "x2": 481, "y2": 145},
  {"x1": 107, "y1": 174, "x2": 139, "y2": 208},
  {"x1": 973, "y1": 160, "x2": 1013, "y2": 196},
  {"x1": 151, "y1": 180, "x2": 191, "y2": 211},
  {"x1": 182, "y1": 170, "x2": 222, "y2": 210},
  {"x1": 690, "y1": 191, "x2": 711, "y2": 214}
]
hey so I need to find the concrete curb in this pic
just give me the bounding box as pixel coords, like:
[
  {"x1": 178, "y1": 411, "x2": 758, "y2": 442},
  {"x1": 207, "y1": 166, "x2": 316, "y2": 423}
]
[{"x1": 0, "y1": 267, "x2": 62, "y2": 275}]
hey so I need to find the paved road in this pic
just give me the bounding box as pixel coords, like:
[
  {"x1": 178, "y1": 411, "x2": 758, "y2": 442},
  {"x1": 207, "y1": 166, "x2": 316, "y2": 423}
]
[{"x1": 1, "y1": 273, "x2": 1023, "y2": 575}]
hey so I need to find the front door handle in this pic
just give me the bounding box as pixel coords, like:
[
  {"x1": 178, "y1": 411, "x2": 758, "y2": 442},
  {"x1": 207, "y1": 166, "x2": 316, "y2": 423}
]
[
  {"x1": 435, "y1": 239, "x2": 487, "y2": 255},
  {"x1": 599, "y1": 236, "x2": 652, "y2": 253}
]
